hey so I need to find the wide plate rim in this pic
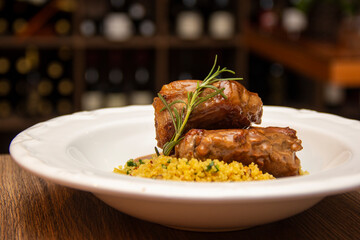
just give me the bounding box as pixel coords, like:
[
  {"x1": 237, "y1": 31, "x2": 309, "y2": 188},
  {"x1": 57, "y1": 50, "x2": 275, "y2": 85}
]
[{"x1": 10, "y1": 105, "x2": 360, "y2": 201}]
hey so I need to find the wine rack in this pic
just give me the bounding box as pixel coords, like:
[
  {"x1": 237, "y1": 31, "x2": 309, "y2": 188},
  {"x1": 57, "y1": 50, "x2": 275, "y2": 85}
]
[{"x1": 0, "y1": 0, "x2": 249, "y2": 152}]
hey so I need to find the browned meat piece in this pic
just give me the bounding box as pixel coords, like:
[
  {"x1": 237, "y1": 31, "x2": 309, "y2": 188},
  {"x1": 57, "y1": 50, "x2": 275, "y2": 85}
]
[
  {"x1": 153, "y1": 80, "x2": 263, "y2": 148},
  {"x1": 175, "y1": 127, "x2": 303, "y2": 177}
]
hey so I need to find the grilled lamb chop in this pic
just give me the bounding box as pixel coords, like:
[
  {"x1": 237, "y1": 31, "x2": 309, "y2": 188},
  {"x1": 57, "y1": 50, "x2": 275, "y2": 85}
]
[
  {"x1": 153, "y1": 80, "x2": 263, "y2": 148},
  {"x1": 175, "y1": 127, "x2": 303, "y2": 177}
]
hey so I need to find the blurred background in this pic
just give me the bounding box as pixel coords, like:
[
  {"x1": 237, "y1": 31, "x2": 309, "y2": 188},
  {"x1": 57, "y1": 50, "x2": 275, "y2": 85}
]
[{"x1": 1, "y1": 0, "x2": 360, "y2": 153}]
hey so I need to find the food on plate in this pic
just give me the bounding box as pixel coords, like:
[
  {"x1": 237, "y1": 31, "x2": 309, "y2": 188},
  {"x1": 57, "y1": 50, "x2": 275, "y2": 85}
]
[
  {"x1": 153, "y1": 80, "x2": 263, "y2": 149},
  {"x1": 114, "y1": 155, "x2": 275, "y2": 181},
  {"x1": 114, "y1": 55, "x2": 306, "y2": 181},
  {"x1": 175, "y1": 127, "x2": 302, "y2": 178}
]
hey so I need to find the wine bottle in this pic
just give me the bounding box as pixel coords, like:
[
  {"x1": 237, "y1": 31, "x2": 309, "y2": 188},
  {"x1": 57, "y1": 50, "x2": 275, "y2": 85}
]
[
  {"x1": 0, "y1": 57, "x2": 10, "y2": 75},
  {"x1": 15, "y1": 57, "x2": 31, "y2": 75},
  {"x1": 47, "y1": 61, "x2": 64, "y2": 79},
  {"x1": 80, "y1": 0, "x2": 109, "y2": 36},
  {"x1": 324, "y1": 83, "x2": 345, "y2": 107},
  {"x1": 129, "y1": 50, "x2": 153, "y2": 105},
  {"x1": 258, "y1": 0, "x2": 278, "y2": 32},
  {"x1": 0, "y1": 99, "x2": 11, "y2": 118},
  {"x1": 128, "y1": 1, "x2": 146, "y2": 21},
  {"x1": 139, "y1": 19, "x2": 155, "y2": 37},
  {"x1": 0, "y1": 18, "x2": 9, "y2": 35},
  {"x1": 136, "y1": 0, "x2": 156, "y2": 37},
  {"x1": 54, "y1": 18, "x2": 71, "y2": 36},
  {"x1": 26, "y1": 70, "x2": 43, "y2": 117},
  {"x1": 176, "y1": 0, "x2": 204, "y2": 40},
  {"x1": 56, "y1": 46, "x2": 74, "y2": 115},
  {"x1": 38, "y1": 69, "x2": 54, "y2": 118},
  {"x1": 103, "y1": 13, "x2": 134, "y2": 41},
  {"x1": 128, "y1": 0, "x2": 149, "y2": 36},
  {"x1": 12, "y1": 18, "x2": 27, "y2": 35},
  {"x1": 79, "y1": 19, "x2": 97, "y2": 37},
  {"x1": 208, "y1": 0, "x2": 235, "y2": 39},
  {"x1": 104, "y1": 51, "x2": 127, "y2": 107},
  {"x1": 11, "y1": 0, "x2": 28, "y2": 35},
  {"x1": 12, "y1": 46, "x2": 42, "y2": 117},
  {"x1": 82, "y1": 51, "x2": 104, "y2": 110},
  {"x1": 57, "y1": 78, "x2": 74, "y2": 97},
  {"x1": 0, "y1": 0, "x2": 11, "y2": 36},
  {"x1": 282, "y1": 7, "x2": 308, "y2": 39},
  {"x1": 37, "y1": 78, "x2": 53, "y2": 97},
  {"x1": 103, "y1": 0, "x2": 134, "y2": 40},
  {"x1": 53, "y1": 0, "x2": 75, "y2": 36},
  {"x1": 41, "y1": 49, "x2": 72, "y2": 116},
  {"x1": 83, "y1": 68, "x2": 103, "y2": 110},
  {"x1": 0, "y1": 78, "x2": 11, "y2": 97}
]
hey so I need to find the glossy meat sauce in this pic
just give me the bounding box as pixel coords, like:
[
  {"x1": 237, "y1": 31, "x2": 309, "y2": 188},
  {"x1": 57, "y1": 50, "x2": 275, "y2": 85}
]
[
  {"x1": 175, "y1": 127, "x2": 303, "y2": 178},
  {"x1": 153, "y1": 80, "x2": 303, "y2": 177},
  {"x1": 153, "y1": 80, "x2": 263, "y2": 148}
]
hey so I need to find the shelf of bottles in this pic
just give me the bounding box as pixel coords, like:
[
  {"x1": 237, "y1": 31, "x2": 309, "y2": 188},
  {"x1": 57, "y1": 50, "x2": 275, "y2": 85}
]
[
  {"x1": 83, "y1": 49, "x2": 155, "y2": 110},
  {"x1": 79, "y1": 0, "x2": 157, "y2": 42},
  {"x1": 0, "y1": 0, "x2": 240, "y2": 125},
  {"x1": 0, "y1": 0, "x2": 73, "y2": 124},
  {"x1": 169, "y1": 0, "x2": 237, "y2": 41},
  {"x1": 0, "y1": 46, "x2": 74, "y2": 119},
  {"x1": 0, "y1": 0, "x2": 73, "y2": 38}
]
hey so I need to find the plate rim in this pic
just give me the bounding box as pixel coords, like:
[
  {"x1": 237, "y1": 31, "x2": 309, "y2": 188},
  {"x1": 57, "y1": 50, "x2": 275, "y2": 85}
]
[{"x1": 10, "y1": 105, "x2": 360, "y2": 202}]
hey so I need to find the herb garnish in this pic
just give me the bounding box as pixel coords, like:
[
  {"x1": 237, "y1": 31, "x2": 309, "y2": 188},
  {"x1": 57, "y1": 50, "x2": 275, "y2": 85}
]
[
  {"x1": 205, "y1": 161, "x2": 220, "y2": 173},
  {"x1": 157, "y1": 55, "x2": 243, "y2": 155},
  {"x1": 126, "y1": 159, "x2": 136, "y2": 167},
  {"x1": 206, "y1": 161, "x2": 215, "y2": 171}
]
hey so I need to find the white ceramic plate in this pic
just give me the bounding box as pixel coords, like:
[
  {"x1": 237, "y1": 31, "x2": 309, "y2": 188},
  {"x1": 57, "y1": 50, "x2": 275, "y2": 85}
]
[{"x1": 10, "y1": 105, "x2": 360, "y2": 231}]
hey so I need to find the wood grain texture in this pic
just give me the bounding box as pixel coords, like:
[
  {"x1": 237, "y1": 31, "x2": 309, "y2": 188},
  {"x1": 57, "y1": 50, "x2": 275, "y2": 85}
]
[{"x1": 1, "y1": 154, "x2": 360, "y2": 240}]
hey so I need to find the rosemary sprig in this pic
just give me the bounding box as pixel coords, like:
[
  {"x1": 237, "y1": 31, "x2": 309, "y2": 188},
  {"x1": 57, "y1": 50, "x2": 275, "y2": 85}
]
[{"x1": 158, "y1": 55, "x2": 243, "y2": 156}]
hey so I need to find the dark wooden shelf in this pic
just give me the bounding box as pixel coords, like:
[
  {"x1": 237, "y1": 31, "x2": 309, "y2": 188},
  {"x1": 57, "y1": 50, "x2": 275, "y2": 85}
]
[
  {"x1": 0, "y1": 35, "x2": 243, "y2": 49},
  {"x1": 77, "y1": 36, "x2": 160, "y2": 49},
  {"x1": 0, "y1": 36, "x2": 74, "y2": 48},
  {"x1": 168, "y1": 35, "x2": 242, "y2": 49}
]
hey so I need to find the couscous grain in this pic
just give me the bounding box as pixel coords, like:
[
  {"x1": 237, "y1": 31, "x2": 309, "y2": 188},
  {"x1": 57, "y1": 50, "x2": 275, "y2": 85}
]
[{"x1": 114, "y1": 155, "x2": 276, "y2": 182}]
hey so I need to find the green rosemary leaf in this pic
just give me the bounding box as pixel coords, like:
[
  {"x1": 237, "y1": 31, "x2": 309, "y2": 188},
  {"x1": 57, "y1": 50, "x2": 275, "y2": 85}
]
[
  {"x1": 193, "y1": 88, "x2": 226, "y2": 108},
  {"x1": 163, "y1": 137, "x2": 184, "y2": 156},
  {"x1": 155, "y1": 147, "x2": 160, "y2": 157},
  {"x1": 218, "y1": 77, "x2": 243, "y2": 81},
  {"x1": 158, "y1": 93, "x2": 178, "y2": 132},
  {"x1": 173, "y1": 107, "x2": 182, "y2": 130},
  {"x1": 201, "y1": 84, "x2": 227, "y2": 98},
  {"x1": 204, "y1": 55, "x2": 218, "y2": 81},
  {"x1": 159, "y1": 99, "x2": 186, "y2": 112}
]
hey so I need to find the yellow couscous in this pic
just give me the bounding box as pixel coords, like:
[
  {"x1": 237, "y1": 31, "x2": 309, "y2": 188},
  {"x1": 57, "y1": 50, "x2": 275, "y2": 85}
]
[{"x1": 114, "y1": 155, "x2": 275, "y2": 182}]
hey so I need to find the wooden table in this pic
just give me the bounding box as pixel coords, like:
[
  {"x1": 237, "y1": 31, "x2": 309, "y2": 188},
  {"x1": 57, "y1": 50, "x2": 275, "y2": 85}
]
[{"x1": 1, "y1": 154, "x2": 360, "y2": 239}]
